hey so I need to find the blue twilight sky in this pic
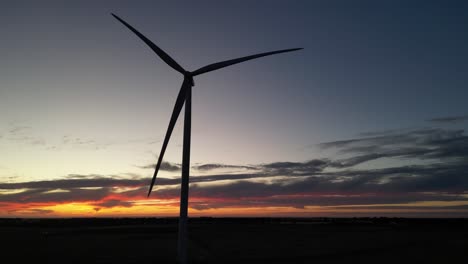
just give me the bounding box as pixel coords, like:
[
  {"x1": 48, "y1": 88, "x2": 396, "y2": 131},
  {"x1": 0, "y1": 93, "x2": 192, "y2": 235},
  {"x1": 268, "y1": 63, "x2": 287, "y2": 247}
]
[{"x1": 1, "y1": 0, "x2": 468, "y2": 217}]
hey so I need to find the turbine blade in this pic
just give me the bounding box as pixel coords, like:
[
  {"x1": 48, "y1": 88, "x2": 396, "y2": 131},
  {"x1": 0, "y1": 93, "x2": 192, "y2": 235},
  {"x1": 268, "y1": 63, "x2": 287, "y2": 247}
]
[
  {"x1": 192, "y1": 48, "x2": 303, "y2": 76},
  {"x1": 111, "y1": 13, "x2": 186, "y2": 75},
  {"x1": 148, "y1": 79, "x2": 190, "y2": 197}
]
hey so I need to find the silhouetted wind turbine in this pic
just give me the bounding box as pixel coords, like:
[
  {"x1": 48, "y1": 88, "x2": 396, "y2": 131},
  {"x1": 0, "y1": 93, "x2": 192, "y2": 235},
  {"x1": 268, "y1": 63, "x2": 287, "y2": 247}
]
[{"x1": 112, "y1": 13, "x2": 302, "y2": 264}]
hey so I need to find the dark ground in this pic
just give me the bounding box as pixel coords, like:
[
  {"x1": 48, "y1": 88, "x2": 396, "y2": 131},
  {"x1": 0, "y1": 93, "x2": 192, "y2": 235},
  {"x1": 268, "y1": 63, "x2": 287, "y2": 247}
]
[{"x1": 1, "y1": 218, "x2": 467, "y2": 263}]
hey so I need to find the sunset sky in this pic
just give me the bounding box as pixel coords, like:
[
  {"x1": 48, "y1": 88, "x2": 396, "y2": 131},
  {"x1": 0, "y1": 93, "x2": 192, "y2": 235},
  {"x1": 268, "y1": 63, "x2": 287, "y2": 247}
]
[{"x1": 1, "y1": 0, "x2": 468, "y2": 218}]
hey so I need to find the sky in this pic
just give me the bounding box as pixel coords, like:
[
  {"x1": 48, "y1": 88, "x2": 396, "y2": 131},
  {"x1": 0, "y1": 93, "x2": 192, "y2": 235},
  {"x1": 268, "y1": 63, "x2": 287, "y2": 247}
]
[{"x1": 1, "y1": 0, "x2": 468, "y2": 218}]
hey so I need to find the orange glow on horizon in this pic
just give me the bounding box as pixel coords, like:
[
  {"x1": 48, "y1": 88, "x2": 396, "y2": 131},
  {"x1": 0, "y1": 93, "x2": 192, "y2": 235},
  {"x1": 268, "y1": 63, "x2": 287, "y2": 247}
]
[{"x1": 2, "y1": 196, "x2": 468, "y2": 218}]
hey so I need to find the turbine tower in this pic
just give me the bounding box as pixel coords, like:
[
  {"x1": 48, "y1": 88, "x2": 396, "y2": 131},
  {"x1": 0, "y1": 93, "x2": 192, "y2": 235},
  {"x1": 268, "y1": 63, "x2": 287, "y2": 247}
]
[{"x1": 112, "y1": 13, "x2": 302, "y2": 264}]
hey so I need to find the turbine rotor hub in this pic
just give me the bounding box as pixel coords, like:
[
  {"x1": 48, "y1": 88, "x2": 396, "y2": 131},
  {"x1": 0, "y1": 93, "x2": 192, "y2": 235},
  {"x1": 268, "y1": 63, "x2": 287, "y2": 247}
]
[{"x1": 184, "y1": 71, "x2": 195, "y2": 86}]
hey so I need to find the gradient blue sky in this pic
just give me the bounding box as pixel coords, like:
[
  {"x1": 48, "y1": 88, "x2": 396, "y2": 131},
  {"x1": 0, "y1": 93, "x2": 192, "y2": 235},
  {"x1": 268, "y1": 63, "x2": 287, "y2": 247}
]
[{"x1": 1, "y1": 0, "x2": 468, "y2": 217}]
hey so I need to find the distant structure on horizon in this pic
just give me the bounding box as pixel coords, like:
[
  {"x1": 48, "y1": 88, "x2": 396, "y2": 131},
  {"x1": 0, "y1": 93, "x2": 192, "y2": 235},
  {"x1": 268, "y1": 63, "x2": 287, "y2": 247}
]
[{"x1": 112, "y1": 13, "x2": 302, "y2": 264}]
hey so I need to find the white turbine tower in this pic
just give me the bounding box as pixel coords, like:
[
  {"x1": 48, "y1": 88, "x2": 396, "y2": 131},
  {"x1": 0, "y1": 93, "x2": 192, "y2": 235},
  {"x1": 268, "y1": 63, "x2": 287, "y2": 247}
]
[{"x1": 112, "y1": 13, "x2": 302, "y2": 264}]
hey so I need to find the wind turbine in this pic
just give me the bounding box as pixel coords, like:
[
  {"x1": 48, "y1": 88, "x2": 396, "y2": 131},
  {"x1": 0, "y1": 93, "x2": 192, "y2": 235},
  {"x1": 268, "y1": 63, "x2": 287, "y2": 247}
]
[{"x1": 111, "y1": 13, "x2": 302, "y2": 264}]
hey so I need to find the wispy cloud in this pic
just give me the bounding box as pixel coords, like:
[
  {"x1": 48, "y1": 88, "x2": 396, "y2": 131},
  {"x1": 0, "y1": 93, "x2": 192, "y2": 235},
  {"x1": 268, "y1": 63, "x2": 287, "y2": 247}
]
[
  {"x1": 9, "y1": 125, "x2": 32, "y2": 134},
  {"x1": 1, "y1": 124, "x2": 159, "y2": 151},
  {"x1": 5, "y1": 125, "x2": 47, "y2": 146},
  {"x1": 427, "y1": 115, "x2": 468, "y2": 124}
]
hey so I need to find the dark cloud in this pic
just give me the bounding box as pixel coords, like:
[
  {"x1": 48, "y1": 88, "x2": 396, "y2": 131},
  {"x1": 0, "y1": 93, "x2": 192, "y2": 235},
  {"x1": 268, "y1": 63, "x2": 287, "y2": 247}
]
[
  {"x1": 1, "y1": 160, "x2": 468, "y2": 209},
  {"x1": 0, "y1": 174, "x2": 154, "y2": 205},
  {"x1": 0, "y1": 177, "x2": 147, "y2": 190},
  {"x1": 261, "y1": 159, "x2": 328, "y2": 176},
  {"x1": 0, "y1": 187, "x2": 109, "y2": 203},
  {"x1": 140, "y1": 162, "x2": 255, "y2": 172},
  {"x1": 8, "y1": 208, "x2": 54, "y2": 215},
  {"x1": 319, "y1": 128, "x2": 468, "y2": 166},
  {"x1": 150, "y1": 160, "x2": 468, "y2": 209},
  {"x1": 428, "y1": 115, "x2": 468, "y2": 124},
  {"x1": 138, "y1": 161, "x2": 181, "y2": 171},
  {"x1": 193, "y1": 163, "x2": 256, "y2": 171},
  {"x1": 1, "y1": 128, "x2": 468, "y2": 212},
  {"x1": 358, "y1": 129, "x2": 403, "y2": 137},
  {"x1": 329, "y1": 154, "x2": 385, "y2": 168}
]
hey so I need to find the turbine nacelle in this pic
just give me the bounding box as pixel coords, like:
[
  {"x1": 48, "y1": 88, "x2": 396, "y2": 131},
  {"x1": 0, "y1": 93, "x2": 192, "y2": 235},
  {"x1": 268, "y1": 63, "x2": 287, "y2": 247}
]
[{"x1": 184, "y1": 71, "x2": 195, "y2": 86}]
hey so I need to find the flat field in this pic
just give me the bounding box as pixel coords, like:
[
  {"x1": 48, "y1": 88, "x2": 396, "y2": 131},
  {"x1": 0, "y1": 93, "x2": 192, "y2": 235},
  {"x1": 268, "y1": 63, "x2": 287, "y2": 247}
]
[{"x1": 1, "y1": 218, "x2": 467, "y2": 263}]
